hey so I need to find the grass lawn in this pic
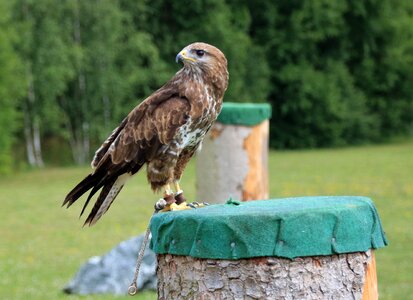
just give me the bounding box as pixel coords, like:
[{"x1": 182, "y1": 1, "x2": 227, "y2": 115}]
[{"x1": 0, "y1": 140, "x2": 412, "y2": 299}]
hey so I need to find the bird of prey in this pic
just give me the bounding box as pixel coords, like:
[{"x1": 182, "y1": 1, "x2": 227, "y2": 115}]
[{"x1": 63, "y1": 42, "x2": 229, "y2": 226}]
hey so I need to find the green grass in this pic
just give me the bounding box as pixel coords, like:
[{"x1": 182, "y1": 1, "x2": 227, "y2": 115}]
[{"x1": 0, "y1": 141, "x2": 412, "y2": 299}]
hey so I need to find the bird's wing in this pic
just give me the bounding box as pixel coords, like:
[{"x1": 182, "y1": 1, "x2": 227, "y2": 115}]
[
  {"x1": 91, "y1": 117, "x2": 128, "y2": 169},
  {"x1": 64, "y1": 94, "x2": 190, "y2": 226},
  {"x1": 111, "y1": 96, "x2": 190, "y2": 164}
]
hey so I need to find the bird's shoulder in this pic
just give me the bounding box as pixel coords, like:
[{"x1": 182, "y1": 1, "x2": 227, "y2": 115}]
[
  {"x1": 90, "y1": 82, "x2": 178, "y2": 167},
  {"x1": 124, "y1": 94, "x2": 190, "y2": 145}
]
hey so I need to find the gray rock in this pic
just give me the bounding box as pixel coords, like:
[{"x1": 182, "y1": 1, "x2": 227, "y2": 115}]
[{"x1": 63, "y1": 234, "x2": 157, "y2": 295}]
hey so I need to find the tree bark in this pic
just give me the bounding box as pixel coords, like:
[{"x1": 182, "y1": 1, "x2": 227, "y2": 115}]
[{"x1": 157, "y1": 250, "x2": 375, "y2": 300}]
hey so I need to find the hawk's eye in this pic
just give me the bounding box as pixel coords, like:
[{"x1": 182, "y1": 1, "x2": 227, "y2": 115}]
[{"x1": 196, "y1": 50, "x2": 205, "y2": 57}]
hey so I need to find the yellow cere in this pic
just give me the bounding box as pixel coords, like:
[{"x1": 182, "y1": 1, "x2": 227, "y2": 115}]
[{"x1": 180, "y1": 51, "x2": 197, "y2": 62}]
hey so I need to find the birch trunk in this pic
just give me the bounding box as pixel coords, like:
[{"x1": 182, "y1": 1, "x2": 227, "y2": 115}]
[
  {"x1": 23, "y1": 105, "x2": 36, "y2": 166},
  {"x1": 24, "y1": 65, "x2": 44, "y2": 167},
  {"x1": 33, "y1": 118, "x2": 44, "y2": 167}
]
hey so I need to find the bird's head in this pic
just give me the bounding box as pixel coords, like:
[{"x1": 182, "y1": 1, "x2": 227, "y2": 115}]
[
  {"x1": 175, "y1": 42, "x2": 228, "y2": 94},
  {"x1": 176, "y1": 42, "x2": 227, "y2": 73}
]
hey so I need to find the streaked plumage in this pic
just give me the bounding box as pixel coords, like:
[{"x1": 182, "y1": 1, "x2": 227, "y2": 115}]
[{"x1": 63, "y1": 42, "x2": 228, "y2": 226}]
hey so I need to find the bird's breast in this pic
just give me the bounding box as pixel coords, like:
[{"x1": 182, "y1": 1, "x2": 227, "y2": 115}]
[
  {"x1": 176, "y1": 117, "x2": 208, "y2": 149},
  {"x1": 176, "y1": 83, "x2": 222, "y2": 150},
  {"x1": 176, "y1": 101, "x2": 219, "y2": 150}
]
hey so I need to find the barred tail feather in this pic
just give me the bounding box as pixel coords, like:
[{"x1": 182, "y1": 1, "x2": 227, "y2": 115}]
[
  {"x1": 84, "y1": 174, "x2": 131, "y2": 226},
  {"x1": 63, "y1": 172, "x2": 103, "y2": 208}
]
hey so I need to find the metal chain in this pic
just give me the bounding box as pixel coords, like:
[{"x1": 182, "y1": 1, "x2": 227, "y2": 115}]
[{"x1": 128, "y1": 199, "x2": 167, "y2": 296}]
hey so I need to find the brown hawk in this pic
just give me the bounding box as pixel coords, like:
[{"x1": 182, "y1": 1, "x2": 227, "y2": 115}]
[{"x1": 63, "y1": 42, "x2": 229, "y2": 226}]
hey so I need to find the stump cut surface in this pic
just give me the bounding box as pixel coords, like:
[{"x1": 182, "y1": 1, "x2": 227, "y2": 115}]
[{"x1": 217, "y1": 102, "x2": 272, "y2": 126}]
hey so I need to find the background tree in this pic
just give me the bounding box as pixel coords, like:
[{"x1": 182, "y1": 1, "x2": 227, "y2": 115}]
[
  {"x1": 345, "y1": 0, "x2": 413, "y2": 140},
  {"x1": 13, "y1": 0, "x2": 75, "y2": 166},
  {"x1": 247, "y1": 0, "x2": 413, "y2": 148},
  {"x1": 0, "y1": 0, "x2": 411, "y2": 168},
  {"x1": 0, "y1": 0, "x2": 25, "y2": 174},
  {"x1": 59, "y1": 0, "x2": 168, "y2": 164}
]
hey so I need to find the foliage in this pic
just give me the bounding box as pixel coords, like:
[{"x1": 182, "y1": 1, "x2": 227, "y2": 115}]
[
  {"x1": 0, "y1": 0, "x2": 24, "y2": 174},
  {"x1": 10, "y1": 0, "x2": 169, "y2": 165},
  {"x1": 127, "y1": 0, "x2": 271, "y2": 102},
  {"x1": 247, "y1": 0, "x2": 413, "y2": 148},
  {"x1": 0, "y1": 0, "x2": 412, "y2": 167}
]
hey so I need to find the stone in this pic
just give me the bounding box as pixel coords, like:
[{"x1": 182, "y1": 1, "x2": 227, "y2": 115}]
[{"x1": 63, "y1": 234, "x2": 157, "y2": 295}]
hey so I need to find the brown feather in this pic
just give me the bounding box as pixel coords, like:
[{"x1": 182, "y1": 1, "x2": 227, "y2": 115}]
[
  {"x1": 91, "y1": 117, "x2": 127, "y2": 168},
  {"x1": 63, "y1": 174, "x2": 100, "y2": 208},
  {"x1": 83, "y1": 181, "x2": 116, "y2": 226}
]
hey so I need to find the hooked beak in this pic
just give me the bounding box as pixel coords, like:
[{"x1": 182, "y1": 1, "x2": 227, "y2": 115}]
[
  {"x1": 175, "y1": 52, "x2": 182, "y2": 63},
  {"x1": 176, "y1": 50, "x2": 196, "y2": 63}
]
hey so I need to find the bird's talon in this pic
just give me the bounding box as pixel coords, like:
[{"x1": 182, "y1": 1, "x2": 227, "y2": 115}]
[
  {"x1": 155, "y1": 199, "x2": 167, "y2": 211},
  {"x1": 187, "y1": 203, "x2": 197, "y2": 209},
  {"x1": 159, "y1": 198, "x2": 210, "y2": 212},
  {"x1": 169, "y1": 202, "x2": 191, "y2": 211}
]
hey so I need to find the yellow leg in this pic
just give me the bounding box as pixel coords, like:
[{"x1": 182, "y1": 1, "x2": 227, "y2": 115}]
[
  {"x1": 173, "y1": 181, "x2": 183, "y2": 195},
  {"x1": 172, "y1": 180, "x2": 208, "y2": 210},
  {"x1": 159, "y1": 184, "x2": 174, "y2": 212},
  {"x1": 170, "y1": 180, "x2": 190, "y2": 210},
  {"x1": 159, "y1": 181, "x2": 208, "y2": 212},
  {"x1": 163, "y1": 184, "x2": 174, "y2": 196},
  {"x1": 160, "y1": 182, "x2": 191, "y2": 211}
]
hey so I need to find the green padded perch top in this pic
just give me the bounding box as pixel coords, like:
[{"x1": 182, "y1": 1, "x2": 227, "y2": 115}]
[
  {"x1": 150, "y1": 196, "x2": 387, "y2": 260},
  {"x1": 217, "y1": 102, "x2": 272, "y2": 126}
]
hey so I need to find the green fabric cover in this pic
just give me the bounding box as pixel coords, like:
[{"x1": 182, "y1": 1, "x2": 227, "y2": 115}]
[
  {"x1": 150, "y1": 196, "x2": 388, "y2": 259},
  {"x1": 217, "y1": 102, "x2": 272, "y2": 126}
]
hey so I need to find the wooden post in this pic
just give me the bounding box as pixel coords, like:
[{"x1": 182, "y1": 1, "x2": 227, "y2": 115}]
[
  {"x1": 150, "y1": 197, "x2": 387, "y2": 300},
  {"x1": 196, "y1": 102, "x2": 271, "y2": 203},
  {"x1": 362, "y1": 251, "x2": 379, "y2": 300}
]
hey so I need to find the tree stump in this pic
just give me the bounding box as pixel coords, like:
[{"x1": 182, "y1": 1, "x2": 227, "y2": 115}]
[
  {"x1": 150, "y1": 196, "x2": 387, "y2": 300},
  {"x1": 157, "y1": 251, "x2": 375, "y2": 300},
  {"x1": 196, "y1": 102, "x2": 271, "y2": 203}
]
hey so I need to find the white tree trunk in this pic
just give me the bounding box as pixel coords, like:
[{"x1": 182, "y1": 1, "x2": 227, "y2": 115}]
[
  {"x1": 23, "y1": 108, "x2": 36, "y2": 167},
  {"x1": 33, "y1": 118, "x2": 44, "y2": 167},
  {"x1": 24, "y1": 65, "x2": 44, "y2": 167}
]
